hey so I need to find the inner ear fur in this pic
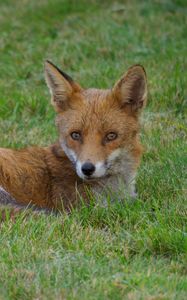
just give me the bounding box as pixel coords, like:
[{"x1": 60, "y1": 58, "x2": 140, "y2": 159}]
[
  {"x1": 113, "y1": 65, "x2": 147, "y2": 113},
  {"x1": 45, "y1": 60, "x2": 82, "y2": 112}
]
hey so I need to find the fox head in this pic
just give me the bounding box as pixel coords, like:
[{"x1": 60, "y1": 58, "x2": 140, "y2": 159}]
[{"x1": 45, "y1": 61, "x2": 147, "y2": 181}]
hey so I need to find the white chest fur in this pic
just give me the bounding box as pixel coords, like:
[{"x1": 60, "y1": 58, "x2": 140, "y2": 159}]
[{"x1": 91, "y1": 150, "x2": 137, "y2": 201}]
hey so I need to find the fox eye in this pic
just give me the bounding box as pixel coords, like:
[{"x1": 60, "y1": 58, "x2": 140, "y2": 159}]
[
  {"x1": 71, "y1": 131, "x2": 81, "y2": 141},
  {"x1": 105, "y1": 132, "x2": 118, "y2": 142}
]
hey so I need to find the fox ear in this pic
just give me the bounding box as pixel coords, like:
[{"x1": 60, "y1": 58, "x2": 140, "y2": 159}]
[
  {"x1": 113, "y1": 65, "x2": 147, "y2": 113},
  {"x1": 45, "y1": 60, "x2": 81, "y2": 112}
]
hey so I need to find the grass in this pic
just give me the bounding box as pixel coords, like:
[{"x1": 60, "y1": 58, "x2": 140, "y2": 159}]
[{"x1": 0, "y1": 0, "x2": 186, "y2": 299}]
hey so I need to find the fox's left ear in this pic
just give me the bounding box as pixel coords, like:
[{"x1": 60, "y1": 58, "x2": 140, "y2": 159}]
[{"x1": 113, "y1": 65, "x2": 147, "y2": 112}]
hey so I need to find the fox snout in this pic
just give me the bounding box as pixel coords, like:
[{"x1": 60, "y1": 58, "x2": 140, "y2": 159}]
[
  {"x1": 76, "y1": 160, "x2": 106, "y2": 180},
  {"x1": 81, "y1": 162, "x2": 95, "y2": 176}
]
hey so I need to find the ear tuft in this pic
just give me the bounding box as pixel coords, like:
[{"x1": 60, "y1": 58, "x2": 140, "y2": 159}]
[{"x1": 113, "y1": 64, "x2": 147, "y2": 112}]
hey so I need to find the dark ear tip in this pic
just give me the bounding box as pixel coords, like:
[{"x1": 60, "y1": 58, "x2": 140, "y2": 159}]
[
  {"x1": 128, "y1": 64, "x2": 147, "y2": 77},
  {"x1": 44, "y1": 60, "x2": 55, "y2": 68},
  {"x1": 44, "y1": 60, "x2": 74, "y2": 83}
]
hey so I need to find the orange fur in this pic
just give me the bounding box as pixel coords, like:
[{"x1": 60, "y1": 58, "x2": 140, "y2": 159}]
[
  {"x1": 0, "y1": 62, "x2": 147, "y2": 212},
  {"x1": 0, "y1": 145, "x2": 88, "y2": 210}
]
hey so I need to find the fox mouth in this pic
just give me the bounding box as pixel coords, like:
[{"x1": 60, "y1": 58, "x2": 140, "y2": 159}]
[
  {"x1": 76, "y1": 169, "x2": 108, "y2": 181},
  {"x1": 83, "y1": 176, "x2": 97, "y2": 182},
  {"x1": 82, "y1": 175, "x2": 105, "y2": 181},
  {"x1": 77, "y1": 167, "x2": 111, "y2": 182}
]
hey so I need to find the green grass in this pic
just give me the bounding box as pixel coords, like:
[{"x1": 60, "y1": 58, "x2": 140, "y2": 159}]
[{"x1": 0, "y1": 0, "x2": 186, "y2": 299}]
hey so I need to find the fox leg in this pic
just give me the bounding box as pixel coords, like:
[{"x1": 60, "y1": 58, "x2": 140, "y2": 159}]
[
  {"x1": 0, "y1": 186, "x2": 53, "y2": 214},
  {"x1": 126, "y1": 179, "x2": 137, "y2": 199},
  {"x1": 0, "y1": 186, "x2": 20, "y2": 207},
  {"x1": 123, "y1": 171, "x2": 138, "y2": 199}
]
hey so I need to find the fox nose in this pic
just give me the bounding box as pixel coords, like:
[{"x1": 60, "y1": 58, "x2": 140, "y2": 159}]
[{"x1": 81, "y1": 162, "x2": 95, "y2": 176}]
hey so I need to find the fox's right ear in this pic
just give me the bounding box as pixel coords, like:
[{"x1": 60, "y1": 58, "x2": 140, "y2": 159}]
[{"x1": 45, "y1": 60, "x2": 81, "y2": 112}]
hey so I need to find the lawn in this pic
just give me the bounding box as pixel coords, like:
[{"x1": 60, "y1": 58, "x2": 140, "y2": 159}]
[{"x1": 0, "y1": 0, "x2": 186, "y2": 299}]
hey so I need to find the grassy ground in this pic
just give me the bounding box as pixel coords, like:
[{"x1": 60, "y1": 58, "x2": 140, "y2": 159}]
[{"x1": 0, "y1": 0, "x2": 186, "y2": 299}]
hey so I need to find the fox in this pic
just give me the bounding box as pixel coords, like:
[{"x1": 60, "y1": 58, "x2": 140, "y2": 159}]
[{"x1": 0, "y1": 61, "x2": 147, "y2": 212}]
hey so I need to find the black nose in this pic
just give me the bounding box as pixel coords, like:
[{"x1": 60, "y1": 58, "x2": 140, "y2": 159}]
[{"x1": 81, "y1": 162, "x2": 95, "y2": 176}]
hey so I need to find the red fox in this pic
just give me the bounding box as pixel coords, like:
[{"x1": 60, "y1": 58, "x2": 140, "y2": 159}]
[{"x1": 0, "y1": 61, "x2": 147, "y2": 212}]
